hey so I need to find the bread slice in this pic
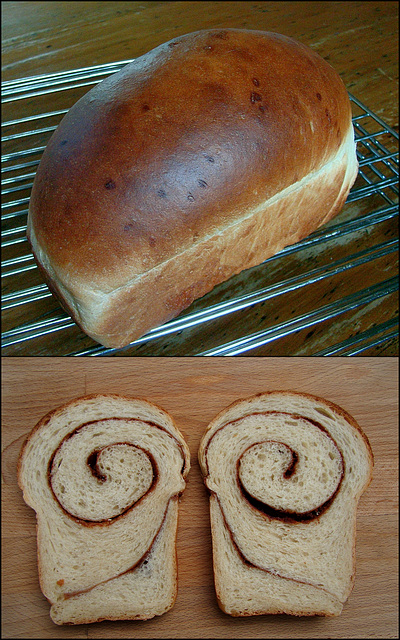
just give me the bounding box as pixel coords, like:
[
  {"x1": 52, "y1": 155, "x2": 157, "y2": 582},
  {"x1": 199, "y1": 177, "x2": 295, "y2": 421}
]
[
  {"x1": 17, "y1": 394, "x2": 190, "y2": 625},
  {"x1": 198, "y1": 391, "x2": 373, "y2": 617}
]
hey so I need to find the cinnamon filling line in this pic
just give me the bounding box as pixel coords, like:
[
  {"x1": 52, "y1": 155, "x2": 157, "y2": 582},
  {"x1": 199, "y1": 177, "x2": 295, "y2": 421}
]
[
  {"x1": 204, "y1": 410, "x2": 345, "y2": 597},
  {"x1": 63, "y1": 497, "x2": 176, "y2": 600},
  {"x1": 213, "y1": 494, "x2": 343, "y2": 603},
  {"x1": 48, "y1": 416, "x2": 186, "y2": 526},
  {"x1": 46, "y1": 416, "x2": 187, "y2": 600}
]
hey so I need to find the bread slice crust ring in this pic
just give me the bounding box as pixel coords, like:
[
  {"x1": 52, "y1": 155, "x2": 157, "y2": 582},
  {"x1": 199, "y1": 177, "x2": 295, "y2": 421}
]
[
  {"x1": 18, "y1": 394, "x2": 191, "y2": 625},
  {"x1": 198, "y1": 391, "x2": 373, "y2": 617}
]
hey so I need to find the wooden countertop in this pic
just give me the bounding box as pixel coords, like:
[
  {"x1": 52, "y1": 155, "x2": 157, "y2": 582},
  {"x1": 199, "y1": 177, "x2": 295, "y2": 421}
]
[
  {"x1": 1, "y1": 356, "x2": 398, "y2": 638},
  {"x1": 2, "y1": 1, "x2": 398, "y2": 129},
  {"x1": 1, "y1": 1, "x2": 398, "y2": 356}
]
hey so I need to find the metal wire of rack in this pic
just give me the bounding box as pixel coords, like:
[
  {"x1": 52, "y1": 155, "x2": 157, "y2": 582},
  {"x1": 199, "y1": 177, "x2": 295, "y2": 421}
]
[{"x1": 1, "y1": 61, "x2": 399, "y2": 356}]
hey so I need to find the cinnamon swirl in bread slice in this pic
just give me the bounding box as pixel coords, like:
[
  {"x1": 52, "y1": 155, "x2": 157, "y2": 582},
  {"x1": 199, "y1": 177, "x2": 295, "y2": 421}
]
[
  {"x1": 198, "y1": 391, "x2": 373, "y2": 617},
  {"x1": 18, "y1": 394, "x2": 190, "y2": 625}
]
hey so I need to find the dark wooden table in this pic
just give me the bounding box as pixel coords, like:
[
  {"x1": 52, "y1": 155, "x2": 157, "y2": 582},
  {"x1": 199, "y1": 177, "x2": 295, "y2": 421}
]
[
  {"x1": 1, "y1": 1, "x2": 398, "y2": 355},
  {"x1": 2, "y1": 1, "x2": 398, "y2": 127}
]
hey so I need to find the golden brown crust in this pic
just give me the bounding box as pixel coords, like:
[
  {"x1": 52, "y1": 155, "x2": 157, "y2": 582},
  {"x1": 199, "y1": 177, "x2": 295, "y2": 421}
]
[
  {"x1": 27, "y1": 28, "x2": 357, "y2": 347},
  {"x1": 29, "y1": 133, "x2": 355, "y2": 348},
  {"x1": 29, "y1": 28, "x2": 352, "y2": 288}
]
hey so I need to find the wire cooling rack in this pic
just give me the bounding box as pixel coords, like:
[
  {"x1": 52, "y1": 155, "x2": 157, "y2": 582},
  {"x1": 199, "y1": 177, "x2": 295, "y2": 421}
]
[{"x1": 1, "y1": 61, "x2": 399, "y2": 356}]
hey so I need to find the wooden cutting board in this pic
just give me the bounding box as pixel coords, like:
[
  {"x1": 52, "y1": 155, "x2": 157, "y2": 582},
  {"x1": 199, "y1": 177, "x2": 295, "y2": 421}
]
[{"x1": 1, "y1": 357, "x2": 398, "y2": 639}]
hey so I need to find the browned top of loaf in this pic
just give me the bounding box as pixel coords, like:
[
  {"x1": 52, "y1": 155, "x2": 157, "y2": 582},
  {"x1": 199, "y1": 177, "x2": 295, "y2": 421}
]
[{"x1": 29, "y1": 29, "x2": 352, "y2": 291}]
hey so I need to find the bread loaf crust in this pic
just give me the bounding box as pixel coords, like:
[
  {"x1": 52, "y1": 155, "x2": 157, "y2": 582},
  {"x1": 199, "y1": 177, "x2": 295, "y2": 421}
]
[{"x1": 27, "y1": 29, "x2": 358, "y2": 347}]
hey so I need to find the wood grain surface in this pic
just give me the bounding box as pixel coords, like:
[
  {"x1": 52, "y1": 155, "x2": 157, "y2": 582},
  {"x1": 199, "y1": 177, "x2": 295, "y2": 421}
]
[
  {"x1": 1, "y1": 356, "x2": 398, "y2": 639},
  {"x1": 2, "y1": 1, "x2": 398, "y2": 130},
  {"x1": 1, "y1": 1, "x2": 399, "y2": 356}
]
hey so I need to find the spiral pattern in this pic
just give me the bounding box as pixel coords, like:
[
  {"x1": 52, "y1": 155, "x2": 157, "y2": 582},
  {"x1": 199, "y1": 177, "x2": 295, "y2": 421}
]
[
  {"x1": 237, "y1": 418, "x2": 344, "y2": 523},
  {"x1": 204, "y1": 411, "x2": 344, "y2": 523},
  {"x1": 198, "y1": 392, "x2": 375, "y2": 616},
  {"x1": 49, "y1": 421, "x2": 159, "y2": 523},
  {"x1": 46, "y1": 416, "x2": 186, "y2": 596},
  {"x1": 19, "y1": 395, "x2": 190, "y2": 610},
  {"x1": 201, "y1": 408, "x2": 349, "y2": 596}
]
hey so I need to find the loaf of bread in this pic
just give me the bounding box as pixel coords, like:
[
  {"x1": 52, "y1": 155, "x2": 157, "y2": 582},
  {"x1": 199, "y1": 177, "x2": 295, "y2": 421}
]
[
  {"x1": 17, "y1": 394, "x2": 190, "y2": 625},
  {"x1": 27, "y1": 29, "x2": 358, "y2": 348},
  {"x1": 198, "y1": 391, "x2": 373, "y2": 617}
]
